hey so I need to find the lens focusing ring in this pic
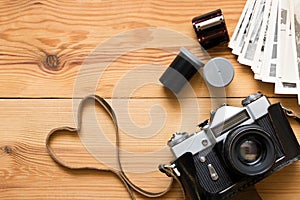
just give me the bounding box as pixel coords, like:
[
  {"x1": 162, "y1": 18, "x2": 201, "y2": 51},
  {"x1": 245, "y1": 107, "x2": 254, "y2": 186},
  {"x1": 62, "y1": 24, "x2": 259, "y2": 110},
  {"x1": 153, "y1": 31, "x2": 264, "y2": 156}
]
[{"x1": 224, "y1": 125, "x2": 276, "y2": 176}]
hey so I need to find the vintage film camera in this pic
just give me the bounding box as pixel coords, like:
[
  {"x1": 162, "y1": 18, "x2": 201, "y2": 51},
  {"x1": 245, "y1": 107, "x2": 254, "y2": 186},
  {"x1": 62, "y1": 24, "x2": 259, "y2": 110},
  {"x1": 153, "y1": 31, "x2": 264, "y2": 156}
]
[{"x1": 160, "y1": 92, "x2": 300, "y2": 200}]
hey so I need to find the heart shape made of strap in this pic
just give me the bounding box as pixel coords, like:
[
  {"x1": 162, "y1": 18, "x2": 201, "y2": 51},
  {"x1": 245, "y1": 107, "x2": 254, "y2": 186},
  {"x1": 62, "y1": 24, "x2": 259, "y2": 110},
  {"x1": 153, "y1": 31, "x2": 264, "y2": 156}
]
[{"x1": 46, "y1": 94, "x2": 183, "y2": 199}]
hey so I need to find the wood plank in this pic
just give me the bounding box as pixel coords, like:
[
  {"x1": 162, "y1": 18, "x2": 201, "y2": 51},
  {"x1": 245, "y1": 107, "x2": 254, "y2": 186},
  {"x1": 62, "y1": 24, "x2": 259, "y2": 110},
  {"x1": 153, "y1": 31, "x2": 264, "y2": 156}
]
[
  {"x1": 0, "y1": 98, "x2": 300, "y2": 199},
  {"x1": 0, "y1": 0, "x2": 294, "y2": 99},
  {"x1": 1, "y1": 0, "x2": 300, "y2": 199}
]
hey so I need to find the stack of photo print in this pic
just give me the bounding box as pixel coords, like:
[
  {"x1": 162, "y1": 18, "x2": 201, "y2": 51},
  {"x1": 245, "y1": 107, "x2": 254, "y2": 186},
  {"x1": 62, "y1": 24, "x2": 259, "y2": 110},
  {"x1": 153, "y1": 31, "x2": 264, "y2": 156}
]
[{"x1": 229, "y1": 0, "x2": 300, "y2": 103}]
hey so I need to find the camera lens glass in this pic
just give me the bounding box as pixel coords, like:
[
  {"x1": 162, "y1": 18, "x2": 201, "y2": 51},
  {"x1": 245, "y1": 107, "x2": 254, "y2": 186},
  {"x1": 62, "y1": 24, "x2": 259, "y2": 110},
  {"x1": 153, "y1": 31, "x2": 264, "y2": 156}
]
[
  {"x1": 238, "y1": 138, "x2": 262, "y2": 164},
  {"x1": 224, "y1": 125, "x2": 276, "y2": 176}
]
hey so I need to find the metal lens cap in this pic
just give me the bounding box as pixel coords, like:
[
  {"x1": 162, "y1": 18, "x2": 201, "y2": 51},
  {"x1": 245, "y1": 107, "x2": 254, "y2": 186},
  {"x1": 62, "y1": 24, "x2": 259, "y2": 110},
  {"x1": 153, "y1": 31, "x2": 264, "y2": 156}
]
[{"x1": 203, "y1": 57, "x2": 234, "y2": 87}]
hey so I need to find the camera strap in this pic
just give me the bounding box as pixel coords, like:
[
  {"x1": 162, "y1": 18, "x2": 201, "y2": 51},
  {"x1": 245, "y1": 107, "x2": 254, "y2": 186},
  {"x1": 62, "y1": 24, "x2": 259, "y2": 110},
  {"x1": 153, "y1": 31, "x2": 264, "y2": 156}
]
[
  {"x1": 45, "y1": 94, "x2": 185, "y2": 199},
  {"x1": 283, "y1": 107, "x2": 300, "y2": 123},
  {"x1": 46, "y1": 95, "x2": 298, "y2": 199}
]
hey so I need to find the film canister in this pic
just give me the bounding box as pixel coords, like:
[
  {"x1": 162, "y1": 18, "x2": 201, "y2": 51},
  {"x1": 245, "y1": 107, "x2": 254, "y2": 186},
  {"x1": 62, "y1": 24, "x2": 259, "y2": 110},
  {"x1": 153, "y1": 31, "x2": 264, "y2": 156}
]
[
  {"x1": 159, "y1": 47, "x2": 234, "y2": 93},
  {"x1": 159, "y1": 47, "x2": 204, "y2": 94},
  {"x1": 192, "y1": 9, "x2": 230, "y2": 49}
]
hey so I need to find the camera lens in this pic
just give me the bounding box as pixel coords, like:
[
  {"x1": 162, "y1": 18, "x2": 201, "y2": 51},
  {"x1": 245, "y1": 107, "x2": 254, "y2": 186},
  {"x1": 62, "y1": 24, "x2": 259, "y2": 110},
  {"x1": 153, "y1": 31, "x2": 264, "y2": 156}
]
[
  {"x1": 224, "y1": 125, "x2": 276, "y2": 176},
  {"x1": 238, "y1": 138, "x2": 262, "y2": 164}
]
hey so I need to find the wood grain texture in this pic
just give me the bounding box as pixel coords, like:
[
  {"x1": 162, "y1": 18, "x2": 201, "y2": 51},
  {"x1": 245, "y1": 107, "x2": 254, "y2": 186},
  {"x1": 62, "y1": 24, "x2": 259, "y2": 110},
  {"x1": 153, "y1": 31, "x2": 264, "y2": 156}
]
[
  {"x1": 1, "y1": 0, "x2": 300, "y2": 199},
  {"x1": 0, "y1": 98, "x2": 300, "y2": 199},
  {"x1": 0, "y1": 0, "x2": 292, "y2": 98}
]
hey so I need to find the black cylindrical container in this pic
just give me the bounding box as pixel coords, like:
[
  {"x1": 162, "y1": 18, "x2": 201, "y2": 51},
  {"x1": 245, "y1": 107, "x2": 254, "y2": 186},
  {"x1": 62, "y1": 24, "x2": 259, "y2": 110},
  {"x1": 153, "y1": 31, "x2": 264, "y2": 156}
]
[{"x1": 159, "y1": 47, "x2": 204, "y2": 94}]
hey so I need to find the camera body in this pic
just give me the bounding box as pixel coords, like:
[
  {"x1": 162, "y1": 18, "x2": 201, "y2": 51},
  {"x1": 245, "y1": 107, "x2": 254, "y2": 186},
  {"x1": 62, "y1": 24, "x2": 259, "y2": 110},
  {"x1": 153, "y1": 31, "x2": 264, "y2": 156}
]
[{"x1": 162, "y1": 93, "x2": 300, "y2": 200}]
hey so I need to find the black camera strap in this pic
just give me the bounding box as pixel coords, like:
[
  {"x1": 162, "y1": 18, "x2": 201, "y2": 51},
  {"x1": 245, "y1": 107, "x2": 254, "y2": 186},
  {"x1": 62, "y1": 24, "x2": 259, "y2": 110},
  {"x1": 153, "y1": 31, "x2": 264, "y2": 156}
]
[{"x1": 45, "y1": 94, "x2": 185, "y2": 200}]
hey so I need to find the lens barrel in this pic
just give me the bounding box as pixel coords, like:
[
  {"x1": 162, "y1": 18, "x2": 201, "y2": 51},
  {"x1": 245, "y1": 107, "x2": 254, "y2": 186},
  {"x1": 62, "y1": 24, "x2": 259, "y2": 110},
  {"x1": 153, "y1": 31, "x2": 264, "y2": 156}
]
[{"x1": 223, "y1": 125, "x2": 276, "y2": 176}]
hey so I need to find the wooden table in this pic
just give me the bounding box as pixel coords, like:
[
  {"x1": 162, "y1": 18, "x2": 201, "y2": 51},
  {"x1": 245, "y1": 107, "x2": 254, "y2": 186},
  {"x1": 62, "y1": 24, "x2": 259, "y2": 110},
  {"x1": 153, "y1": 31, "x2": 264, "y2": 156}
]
[{"x1": 1, "y1": 0, "x2": 299, "y2": 199}]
